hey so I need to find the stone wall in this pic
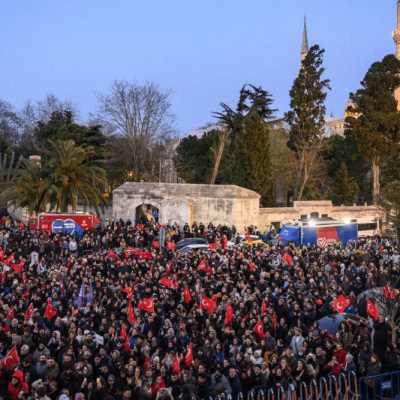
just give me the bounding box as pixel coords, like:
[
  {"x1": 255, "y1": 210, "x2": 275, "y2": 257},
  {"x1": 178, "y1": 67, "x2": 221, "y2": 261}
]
[
  {"x1": 258, "y1": 201, "x2": 381, "y2": 231},
  {"x1": 113, "y1": 182, "x2": 260, "y2": 229}
]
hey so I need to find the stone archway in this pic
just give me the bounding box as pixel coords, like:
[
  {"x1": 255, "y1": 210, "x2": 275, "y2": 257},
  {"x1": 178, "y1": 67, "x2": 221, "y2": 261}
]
[{"x1": 135, "y1": 204, "x2": 160, "y2": 225}]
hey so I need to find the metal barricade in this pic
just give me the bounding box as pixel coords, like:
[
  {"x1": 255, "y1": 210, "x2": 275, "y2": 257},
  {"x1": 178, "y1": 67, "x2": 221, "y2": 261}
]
[
  {"x1": 358, "y1": 370, "x2": 400, "y2": 400},
  {"x1": 346, "y1": 371, "x2": 358, "y2": 400},
  {"x1": 237, "y1": 393, "x2": 244, "y2": 400},
  {"x1": 328, "y1": 376, "x2": 338, "y2": 400},
  {"x1": 338, "y1": 373, "x2": 349, "y2": 400},
  {"x1": 276, "y1": 386, "x2": 285, "y2": 400},
  {"x1": 267, "y1": 388, "x2": 275, "y2": 400},
  {"x1": 299, "y1": 382, "x2": 308, "y2": 400},
  {"x1": 247, "y1": 391, "x2": 255, "y2": 400},
  {"x1": 309, "y1": 379, "x2": 318, "y2": 400},
  {"x1": 287, "y1": 383, "x2": 297, "y2": 400},
  {"x1": 318, "y1": 377, "x2": 329, "y2": 400},
  {"x1": 257, "y1": 390, "x2": 265, "y2": 400},
  {"x1": 227, "y1": 395, "x2": 232, "y2": 400}
]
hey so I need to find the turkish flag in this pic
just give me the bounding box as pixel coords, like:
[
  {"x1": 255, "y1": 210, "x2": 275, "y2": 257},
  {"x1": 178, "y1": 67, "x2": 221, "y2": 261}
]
[
  {"x1": 254, "y1": 320, "x2": 265, "y2": 338},
  {"x1": 332, "y1": 294, "x2": 349, "y2": 314},
  {"x1": 44, "y1": 299, "x2": 56, "y2": 320},
  {"x1": 0, "y1": 346, "x2": 19, "y2": 370},
  {"x1": 120, "y1": 323, "x2": 127, "y2": 339},
  {"x1": 153, "y1": 241, "x2": 160, "y2": 249},
  {"x1": 185, "y1": 343, "x2": 193, "y2": 367},
  {"x1": 137, "y1": 224, "x2": 145, "y2": 230},
  {"x1": 143, "y1": 356, "x2": 151, "y2": 373},
  {"x1": 183, "y1": 286, "x2": 191, "y2": 303},
  {"x1": 124, "y1": 335, "x2": 131, "y2": 356},
  {"x1": 200, "y1": 296, "x2": 216, "y2": 313},
  {"x1": 4, "y1": 253, "x2": 15, "y2": 265},
  {"x1": 367, "y1": 300, "x2": 379, "y2": 319},
  {"x1": 128, "y1": 302, "x2": 136, "y2": 325},
  {"x1": 0, "y1": 248, "x2": 4, "y2": 261},
  {"x1": 160, "y1": 277, "x2": 173, "y2": 288},
  {"x1": 385, "y1": 283, "x2": 396, "y2": 300},
  {"x1": 10, "y1": 259, "x2": 25, "y2": 273},
  {"x1": 172, "y1": 353, "x2": 180, "y2": 374},
  {"x1": 127, "y1": 246, "x2": 139, "y2": 255},
  {"x1": 209, "y1": 242, "x2": 218, "y2": 250},
  {"x1": 225, "y1": 302, "x2": 234, "y2": 325},
  {"x1": 261, "y1": 300, "x2": 267, "y2": 314},
  {"x1": 108, "y1": 249, "x2": 119, "y2": 259},
  {"x1": 137, "y1": 251, "x2": 152, "y2": 260},
  {"x1": 122, "y1": 288, "x2": 134, "y2": 299},
  {"x1": 197, "y1": 260, "x2": 208, "y2": 272},
  {"x1": 138, "y1": 298, "x2": 154, "y2": 313},
  {"x1": 24, "y1": 303, "x2": 33, "y2": 324},
  {"x1": 23, "y1": 288, "x2": 30, "y2": 298},
  {"x1": 283, "y1": 252, "x2": 293, "y2": 264},
  {"x1": 166, "y1": 241, "x2": 176, "y2": 250},
  {"x1": 124, "y1": 250, "x2": 130, "y2": 259},
  {"x1": 6, "y1": 307, "x2": 15, "y2": 320},
  {"x1": 166, "y1": 262, "x2": 172, "y2": 274}
]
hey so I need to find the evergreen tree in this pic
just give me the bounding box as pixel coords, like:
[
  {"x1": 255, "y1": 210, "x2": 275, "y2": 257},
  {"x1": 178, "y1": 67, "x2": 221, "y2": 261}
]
[
  {"x1": 214, "y1": 84, "x2": 276, "y2": 205},
  {"x1": 381, "y1": 181, "x2": 400, "y2": 230},
  {"x1": 332, "y1": 163, "x2": 359, "y2": 205},
  {"x1": 284, "y1": 45, "x2": 331, "y2": 201},
  {"x1": 345, "y1": 54, "x2": 400, "y2": 204}
]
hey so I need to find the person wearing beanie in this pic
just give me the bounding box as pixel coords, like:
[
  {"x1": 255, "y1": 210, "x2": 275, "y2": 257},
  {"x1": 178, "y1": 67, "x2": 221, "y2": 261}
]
[
  {"x1": 8, "y1": 370, "x2": 29, "y2": 400},
  {"x1": 342, "y1": 353, "x2": 356, "y2": 374}
]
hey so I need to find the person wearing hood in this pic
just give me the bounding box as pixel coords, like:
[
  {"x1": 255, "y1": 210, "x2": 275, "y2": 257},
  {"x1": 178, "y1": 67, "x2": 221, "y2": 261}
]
[{"x1": 8, "y1": 370, "x2": 29, "y2": 400}]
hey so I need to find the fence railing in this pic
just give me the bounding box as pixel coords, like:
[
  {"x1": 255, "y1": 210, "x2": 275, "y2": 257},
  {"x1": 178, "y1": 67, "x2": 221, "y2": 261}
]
[{"x1": 208, "y1": 370, "x2": 400, "y2": 400}]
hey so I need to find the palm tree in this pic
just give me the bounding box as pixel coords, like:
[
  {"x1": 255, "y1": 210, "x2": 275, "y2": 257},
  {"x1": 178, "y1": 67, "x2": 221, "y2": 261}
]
[
  {"x1": 40, "y1": 140, "x2": 107, "y2": 215},
  {"x1": 0, "y1": 159, "x2": 45, "y2": 215}
]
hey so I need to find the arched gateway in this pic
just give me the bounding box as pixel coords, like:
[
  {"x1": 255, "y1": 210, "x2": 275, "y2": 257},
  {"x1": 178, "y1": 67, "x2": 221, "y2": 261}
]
[{"x1": 112, "y1": 182, "x2": 260, "y2": 229}]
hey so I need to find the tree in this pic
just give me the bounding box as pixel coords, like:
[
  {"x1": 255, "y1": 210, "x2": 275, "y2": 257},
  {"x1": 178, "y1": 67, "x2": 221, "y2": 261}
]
[
  {"x1": 94, "y1": 80, "x2": 178, "y2": 182},
  {"x1": 0, "y1": 160, "x2": 45, "y2": 215},
  {"x1": 0, "y1": 140, "x2": 108, "y2": 216},
  {"x1": 40, "y1": 140, "x2": 108, "y2": 215},
  {"x1": 345, "y1": 55, "x2": 400, "y2": 204},
  {"x1": 284, "y1": 45, "x2": 331, "y2": 201},
  {"x1": 209, "y1": 126, "x2": 231, "y2": 185},
  {"x1": 214, "y1": 84, "x2": 277, "y2": 206},
  {"x1": 331, "y1": 163, "x2": 359, "y2": 205},
  {"x1": 174, "y1": 131, "x2": 219, "y2": 183},
  {"x1": 0, "y1": 99, "x2": 21, "y2": 147},
  {"x1": 380, "y1": 181, "x2": 400, "y2": 230}
]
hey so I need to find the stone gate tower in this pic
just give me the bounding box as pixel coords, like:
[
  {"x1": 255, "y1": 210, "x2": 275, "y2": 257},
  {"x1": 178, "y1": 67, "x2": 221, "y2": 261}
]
[{"x1": 393, "y1": 0, "x2": 400, "y2": 107}]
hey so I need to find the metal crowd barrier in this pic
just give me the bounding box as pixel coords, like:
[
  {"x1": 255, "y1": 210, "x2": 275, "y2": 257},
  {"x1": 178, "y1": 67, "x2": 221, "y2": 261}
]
[{"x1": 358, "y1": 370, "x2": 400, "y2": 400}]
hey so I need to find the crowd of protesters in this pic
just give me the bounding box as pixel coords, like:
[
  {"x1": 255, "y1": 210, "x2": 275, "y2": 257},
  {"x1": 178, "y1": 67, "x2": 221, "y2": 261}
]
[{"x1": 0, "y1": 214, "x2": 400, "y2": 400}]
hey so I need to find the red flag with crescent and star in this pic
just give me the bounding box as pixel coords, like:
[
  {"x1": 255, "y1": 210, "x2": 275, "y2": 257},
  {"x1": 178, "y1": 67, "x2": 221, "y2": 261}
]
[
  {"x1": 128, "y1": 302, "x2": 136, "y2": 325},
  {"x1": 172, "y1": 353, "x2": 180, "y2": 374},
  {"x1": 200, "y1": 295, "x2": 216, "y2": 313},
  {"x1": 261, "y1": 300, "x2": 267, "y2": 314},
  {"x1": 253, "y1": 319, "x2": 265, "y2": 338},
  {"x1": 185, "y1": 343, "x2": 193, "y2": 367},
  {"x1": 44, "y1": 299, "x2": 56, "y2": 320},
  {"x1": 108, "y1": 249, "x2": 119, "y2": 259},
  {"x1": 367, "y1": 300, "x2": 379, "y2": 319},
  {"x1": 138, "y1": 298, "x2": 154, "y2": 313},
  {"x1": 332, "y1": 294, "x2": 349, "y2": 314},
  {"x1": 385, "y1": 283, "x2": 396, "y2": 300},
  {"x1": 4, "y1": 253, "x2": 15, "y2": 265},
  {"x1": 6, "y1": 307, "x2": 15, "y2": 320},
  {"x1": 24, "y1": 303, "x2": 33, "y2": 324},
  {"x1": 0, "y1": 248, "x2": 4, "y2": 261},
  {"x1": 183, "y1": 286, "x2": 191, "y2": 303},
  {"x1": 225, "y1": 302, "x2": 234, "y2": 325},
  {"x1": 0, "y1": 346, "x2": 19, "y2": 370}
]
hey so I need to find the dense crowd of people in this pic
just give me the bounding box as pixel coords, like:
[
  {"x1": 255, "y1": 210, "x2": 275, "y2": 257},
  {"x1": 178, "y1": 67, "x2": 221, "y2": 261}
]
[{"x1": 0, "y1": 215, "x2": 399, "y2": 400}]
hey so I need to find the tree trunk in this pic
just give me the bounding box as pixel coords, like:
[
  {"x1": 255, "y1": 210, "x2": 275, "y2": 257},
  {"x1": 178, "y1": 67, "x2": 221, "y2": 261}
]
[
  {"x1": 372, "y1": 162, "x2": 380, "y2": 205},
  {"x1": 210, "y1": 143, "x2": 224, "y2": 184}
]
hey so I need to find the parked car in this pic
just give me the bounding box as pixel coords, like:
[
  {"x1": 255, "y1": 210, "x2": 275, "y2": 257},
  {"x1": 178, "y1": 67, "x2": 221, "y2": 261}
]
[
  {"x1": 178, "y1": 244, "x2": 211, "y2": 254},
  {"x1": 176, "y1": 237, "x2": 208, "y2": 249}
]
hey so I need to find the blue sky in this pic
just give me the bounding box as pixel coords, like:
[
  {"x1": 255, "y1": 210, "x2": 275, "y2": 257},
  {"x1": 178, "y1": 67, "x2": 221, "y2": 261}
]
[{"x1": 0, "y1": 0, "x2": 396, "y2": 135}]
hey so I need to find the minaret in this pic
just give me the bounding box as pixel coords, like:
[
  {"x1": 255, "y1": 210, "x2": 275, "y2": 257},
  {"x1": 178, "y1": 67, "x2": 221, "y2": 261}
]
[
  {"x1": 301, "y1": 16, "x2": 309, "y2": 64},
  {"x1": 393, "y1": 0, "x2": 400, "y2": 107}
]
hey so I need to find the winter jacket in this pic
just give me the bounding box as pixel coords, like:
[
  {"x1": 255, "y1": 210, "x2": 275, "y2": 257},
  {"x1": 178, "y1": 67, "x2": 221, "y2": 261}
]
[
  {"x1": 210, "y1": 374, "x2": 232, "y2": 396},
  {"x1": 8, "y1": 371, "x2": 29, "y2": 400}
]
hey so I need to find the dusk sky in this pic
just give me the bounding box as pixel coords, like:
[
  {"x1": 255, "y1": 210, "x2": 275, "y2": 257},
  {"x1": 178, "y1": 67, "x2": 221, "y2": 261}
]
[{"x1": 0, "y1": 0, "x2": 396, "y2": 135}]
